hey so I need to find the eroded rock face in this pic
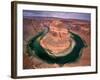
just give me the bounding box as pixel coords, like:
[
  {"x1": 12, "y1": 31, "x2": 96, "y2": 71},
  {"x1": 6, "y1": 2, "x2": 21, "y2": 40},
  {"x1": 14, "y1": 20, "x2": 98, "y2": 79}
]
[
  {"x1": 23, "y1": 17, "x2": 90, "y2": 69},
  {"x1": 40, "y1": 20, "x2": 72, "y2": 55}
]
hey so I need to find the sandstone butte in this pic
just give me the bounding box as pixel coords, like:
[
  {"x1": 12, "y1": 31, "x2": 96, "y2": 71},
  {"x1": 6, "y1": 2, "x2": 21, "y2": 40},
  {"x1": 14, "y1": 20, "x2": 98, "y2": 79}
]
[{"x1": 40, "y1": 20, "x2": 72, "y2": 55}]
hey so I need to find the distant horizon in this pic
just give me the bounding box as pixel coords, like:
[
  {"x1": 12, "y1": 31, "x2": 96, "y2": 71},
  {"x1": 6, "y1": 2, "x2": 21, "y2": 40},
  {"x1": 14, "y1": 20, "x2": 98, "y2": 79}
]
[
  {"x1": 23, "y1": 10, "x2": 91, "y2": 21},
  {"x1": 23, "y1": 16, "x2": 90, "y2": 21}
]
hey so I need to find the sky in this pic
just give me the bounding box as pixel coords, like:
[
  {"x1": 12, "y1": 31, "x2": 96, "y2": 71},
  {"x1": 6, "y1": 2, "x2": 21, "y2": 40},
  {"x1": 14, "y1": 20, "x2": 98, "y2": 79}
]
[{"x1": 23, "y1": 10, "x2": 91, "y2": 21}]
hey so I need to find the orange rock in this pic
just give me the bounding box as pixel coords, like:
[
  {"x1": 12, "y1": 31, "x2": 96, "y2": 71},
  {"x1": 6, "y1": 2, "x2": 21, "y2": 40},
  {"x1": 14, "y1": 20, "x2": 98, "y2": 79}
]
[{"x1": 40, "y1": 20, "x2": 71, "y2": 54}]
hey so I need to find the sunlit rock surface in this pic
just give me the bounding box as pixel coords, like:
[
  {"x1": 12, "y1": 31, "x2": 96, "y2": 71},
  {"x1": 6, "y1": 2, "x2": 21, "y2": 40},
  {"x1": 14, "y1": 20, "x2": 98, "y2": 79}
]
[
  {"x1": 40, "y1": 20, "x2": 72, "y2": 55},
  {"x1": 23, "y1": 17, "x2": 90, "y2": 69}
]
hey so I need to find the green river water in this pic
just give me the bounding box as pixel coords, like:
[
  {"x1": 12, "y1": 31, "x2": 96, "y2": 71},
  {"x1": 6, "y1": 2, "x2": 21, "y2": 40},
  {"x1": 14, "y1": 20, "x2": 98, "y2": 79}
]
[{"x1": 27, "y1": 27, "x2": 86, "y2": 64}]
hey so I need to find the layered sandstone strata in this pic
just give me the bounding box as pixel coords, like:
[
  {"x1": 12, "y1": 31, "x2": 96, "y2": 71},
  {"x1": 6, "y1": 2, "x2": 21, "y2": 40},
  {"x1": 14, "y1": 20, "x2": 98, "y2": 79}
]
[{"x1": 40, "y1": 20, "x2": 72, "y2": 55}]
